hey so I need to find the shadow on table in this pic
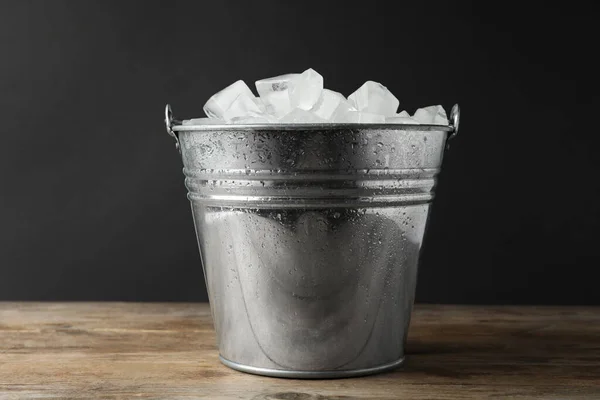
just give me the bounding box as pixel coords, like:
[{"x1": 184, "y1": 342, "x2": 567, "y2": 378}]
[{"x1": 398, "y1": 319, "x2": 600, "y2": 382}]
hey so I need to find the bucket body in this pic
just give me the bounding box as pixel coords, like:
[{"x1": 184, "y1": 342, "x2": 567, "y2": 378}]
[{"x1": 167, "y1": 109, "x2": 458, "y2": 378}]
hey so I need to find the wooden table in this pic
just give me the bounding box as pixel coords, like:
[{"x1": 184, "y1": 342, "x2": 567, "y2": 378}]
[{"x1": 0, "y1": 303, "x2": 598, "y2": 399}]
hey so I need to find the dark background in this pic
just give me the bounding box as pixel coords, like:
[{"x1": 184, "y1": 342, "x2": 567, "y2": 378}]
[{"x1": 1, "y1": 1, "x2": 598, "y2": 304}]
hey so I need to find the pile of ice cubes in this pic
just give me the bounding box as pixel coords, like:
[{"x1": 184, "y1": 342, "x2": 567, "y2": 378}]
[{"x1": 183, "y1": 68, "x2": 448, "y2": 125}]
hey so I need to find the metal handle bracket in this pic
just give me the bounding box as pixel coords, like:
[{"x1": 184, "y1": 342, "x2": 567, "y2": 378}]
[
  {"x1": 448, "y1": 103, "x2": 460, "y2": 140},
  {"x1": 165, "y1": 104, "x2": 181, "y2": 152}
]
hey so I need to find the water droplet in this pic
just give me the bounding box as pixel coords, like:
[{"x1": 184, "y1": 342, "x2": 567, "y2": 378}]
[{"x1": 333, "y1": 212, "x2": 341, "y2": 219}]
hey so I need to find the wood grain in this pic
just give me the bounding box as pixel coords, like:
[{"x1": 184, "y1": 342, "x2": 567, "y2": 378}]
[{"x1": 0, "y1": 303, "x2": 598, "y2": 399}]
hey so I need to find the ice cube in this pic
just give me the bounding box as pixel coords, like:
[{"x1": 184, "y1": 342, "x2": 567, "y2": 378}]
[
  {"x1": 344, "y1": 111, "x2": 385, "y2": 123},
  {"x1": 331, "y1": 99, "x2": 357, "y2": 122},
  {"x1": 412, "y1": 105, "x2": 448, "y2": 125},
  {"x1": 311, "y1": 89, "x2": 348, "y2": 120},
  {"x1": 386, "y1": 110, "x2": 418, "y2": 124},
  {"x1": 182, "y1": 118, "x2": 223, "y2": 125},
  {"x1": 280, "y1": 108, "x2": 327, "y2": 123},
  {"x1": 260, "y1": 90, "x2": 293, "y2": 117},
  {"x1": 386, "y1": 116, "x2": 419, "y2": 124},
  {"x1": 288, "y1": 68, "x2": 324, "y2": 110},
  {"x1": 348, "y1": 81, "x2": 399, "y2": 117},
  {"x1": 222, "y1": 93, "x2": 264, "y2": 122},
  {"x1": 230, "y1": 115, "x2": 274, "y2": 124},
  {"x1": 203, "y1": 80, "x2": 260, "y2": 119},
  {"x1": 256, "y1": 73, "x2": 298, "y2": 97},
  {"x1": 255, "y1": 73, "x2": 297, "y2": 117}
]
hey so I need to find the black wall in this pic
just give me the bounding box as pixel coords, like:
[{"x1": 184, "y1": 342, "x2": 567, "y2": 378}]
[{"x1": 1, "y1": 1, "x2": 598, "y2": 304}]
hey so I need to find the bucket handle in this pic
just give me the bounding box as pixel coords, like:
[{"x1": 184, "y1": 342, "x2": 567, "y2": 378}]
[
  {"x1": 448, "y1": 103, "x2": 460, "y2": 140},
  {"x1": 165, "y1": 104, "x2": 181, "y2": 152},
  {"x1": 164, "y1": 102, "x2": 460, "y2": 149}
]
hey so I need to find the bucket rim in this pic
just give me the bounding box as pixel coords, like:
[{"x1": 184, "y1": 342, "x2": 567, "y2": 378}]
[
  {"x1": 171, "y1": 122, "x2": 453, "y2": 132},
  {"x1": 165, "y1": 103, "x2": 460, "y2": 152}
]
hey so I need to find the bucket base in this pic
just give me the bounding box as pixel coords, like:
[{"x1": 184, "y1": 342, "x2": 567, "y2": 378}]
[{"x1": 219, "y1": 355, "x2": 405, "y2": 379}]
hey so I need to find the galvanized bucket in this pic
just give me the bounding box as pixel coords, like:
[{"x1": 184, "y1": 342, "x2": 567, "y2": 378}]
[{"x1": 164, "y1": 103, "x2": 460, "y2": 378}]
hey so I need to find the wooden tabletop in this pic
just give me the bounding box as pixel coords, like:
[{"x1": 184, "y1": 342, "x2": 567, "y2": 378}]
[{"x1": 0, "y1": 303, "x2": 598, "y2": 399}]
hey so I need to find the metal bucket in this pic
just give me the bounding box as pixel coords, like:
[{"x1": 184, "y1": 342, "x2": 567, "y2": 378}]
[{"x1": 164, "y1": 104, "x2": 460, "y2": 378}]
